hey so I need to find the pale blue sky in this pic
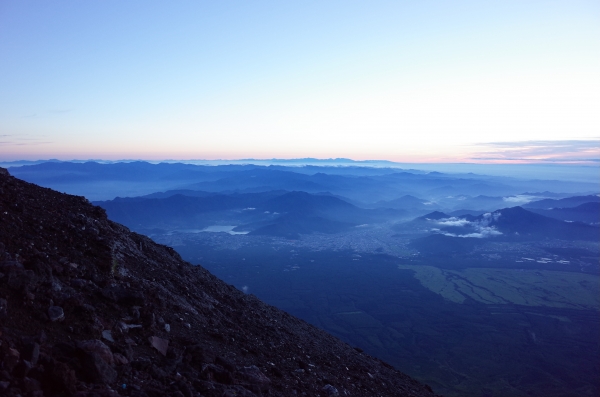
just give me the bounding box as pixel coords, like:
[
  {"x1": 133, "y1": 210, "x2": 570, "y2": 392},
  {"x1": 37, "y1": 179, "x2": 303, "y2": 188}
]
[{"x1": 1, "y1": 1, "x2": 598, "y2": 162}]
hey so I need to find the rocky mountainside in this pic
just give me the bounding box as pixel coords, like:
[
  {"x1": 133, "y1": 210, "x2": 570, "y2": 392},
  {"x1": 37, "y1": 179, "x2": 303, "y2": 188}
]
[{"x1": 0, "y1": 168, "x2": 437, "y2": 397}]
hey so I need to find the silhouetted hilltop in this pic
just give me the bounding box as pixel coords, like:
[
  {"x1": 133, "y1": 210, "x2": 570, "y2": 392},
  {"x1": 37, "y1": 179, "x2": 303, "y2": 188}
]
[
  {"x1": 261, "y1": 191, "x2": 355, "y2": 213},
  {"x1": 0, "y1": 168, "x2": 437, "y2": 397}
]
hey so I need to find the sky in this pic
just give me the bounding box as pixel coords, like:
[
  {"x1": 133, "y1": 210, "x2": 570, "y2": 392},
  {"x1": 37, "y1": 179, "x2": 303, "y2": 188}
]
[{"x1": 1, "y1": 1, "x2": 599, "y2": 163}]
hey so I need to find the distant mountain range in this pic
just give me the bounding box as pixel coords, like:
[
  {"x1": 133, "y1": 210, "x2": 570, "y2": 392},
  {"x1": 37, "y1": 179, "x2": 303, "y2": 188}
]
[
  {"x1": 524, "y1": 195, "x2": 599, "y2": 209},
  {"x1": 9, "y1": 161, "x2": 598, "y2": 202},
  {"x1": 527, "y1": 202, "x2": 599, "y2": 225}
]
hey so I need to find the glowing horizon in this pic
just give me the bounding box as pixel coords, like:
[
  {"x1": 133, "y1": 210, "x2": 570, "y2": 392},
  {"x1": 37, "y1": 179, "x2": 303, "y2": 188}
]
[{"x1": 2, "y1": 138, "x2": 598, "y2": 165}]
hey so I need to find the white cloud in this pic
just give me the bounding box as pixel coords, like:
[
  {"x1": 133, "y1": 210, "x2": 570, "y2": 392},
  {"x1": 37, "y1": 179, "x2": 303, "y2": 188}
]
[
  {"x1": 503, "y1": 195, "x2": 537, "y2": 204},
  {"x1": 441, "y1": 226, "x2": 502, "y2": 238},
  {"x1": 435, "y1": 215, "x2": 502, "y2": 238},
  {"x1": 436, "y1": 217, "x2": 471, "y2": 227}
]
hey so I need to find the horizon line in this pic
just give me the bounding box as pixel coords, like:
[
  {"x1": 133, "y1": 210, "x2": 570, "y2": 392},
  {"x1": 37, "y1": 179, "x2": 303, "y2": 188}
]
[{"x1": 1, "y1": 157, "x2": 599, "y2": 167}]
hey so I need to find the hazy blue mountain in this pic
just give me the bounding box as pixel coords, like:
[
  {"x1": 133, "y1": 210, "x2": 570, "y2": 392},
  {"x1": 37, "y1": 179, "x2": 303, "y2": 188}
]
[
  {"x1": 183, "y1": 168, "x2": 330, "y2": 193},
  {"x1": 10, "y1": 161, "x2": 599, "y2": 202},
  {"x1": 520, "y1": 191, "x2": 573, "y2": 198},
  {"x1": 402, "y1": 207, "x2": 599, "y2": 257},
  {"x1": 8, "y1": 161, "x2": 248, "y2": 199},
  {"x1": 245, "y1": 191, "x2": 406, "y2": 237},
  {"x1": 94, "y1": 191, "x2": 284, "y2": 229},
  {"x1": 524, "y1": 195, "x2": 600, "y2": 209},
  {"x1": 486, "y1": 206, "x2": 598, "y2": 241},
  {"x1": 95, "y1": 189, "x2": 405, "y2": 236},
  {"x1": 261, "y1": 191, "x2": 355, "y2": 213},
  {"x1": 527, "y1": 202, "x2": 600, "y2": 225},
  {"x1": 425, "y1": 206, "x2": 600, "y2": 242},
  {"x1": 448, "y1": 209, "x2": 486, "y2": 217},
  {"x1": 391, "y1": 211, "x2": 452, "y2": 234},
  {"x1": 10, "y1": 160, "x2": 207, "y2": 182},
  {"x1": 374, "y1": 195, "x2": 441, "y2": 213},
  {"x1": 416, "y1": 211, "x2": 451, "y2": 220},
  {"x1": 140, "y1": 189, "x2": 218, "y2": 199}
]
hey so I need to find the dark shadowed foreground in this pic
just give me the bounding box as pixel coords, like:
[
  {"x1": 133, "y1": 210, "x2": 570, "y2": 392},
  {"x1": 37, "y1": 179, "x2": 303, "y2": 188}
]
[{"x1": 0, "y1": 167, "x2": 437, "y2": 397}]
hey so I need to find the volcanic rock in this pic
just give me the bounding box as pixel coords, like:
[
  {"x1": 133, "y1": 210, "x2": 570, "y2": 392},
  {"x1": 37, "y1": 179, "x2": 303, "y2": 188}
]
[{"x1": 47, "y1": 305, "x2": 64, "y2": 322}]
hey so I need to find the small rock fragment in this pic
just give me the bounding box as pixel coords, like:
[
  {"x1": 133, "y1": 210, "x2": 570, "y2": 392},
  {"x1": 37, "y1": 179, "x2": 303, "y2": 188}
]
[
  {"x1": 8, "y1": 348, "x2": 20, "y2": 358},
  {"x1": 76, "y1": 339, "x2": 114, "y2": 365},
  {"x1": 322, "y1": 384, "x2": 339, "y2": 396},
  {"x1": 71, "y1": 278, "x2": 87, "y2": 288},
  {"x1": 13, "y1": 360, "x2": 33, "y2": 378},
  {"x1": 102, "y1": 330, "x2": 114, "y2": 342},
  {"x1": 101, "y1": 285, "x2": 144, "y2": 305},
  {"x1": 116, "y1": 321, "x2": 128, "y2": 334},
  {"x1": 113, "y1": 353, "x2": 129, "y2": 365},
  {"x1": 21, "y1": 343, "x2": 40, "y2": 365},
  {"x1": 238, "y1": 365, "x2": 271, "y2": 391},
  {"x1": 48, "y1": 305, "x2": 64, "y2": 322},
  {"x1": 164, "y1": 323, "x2": 170, "y2": 333},
  {"x1": 23, "y1": 377, "x2": 41, "y2": 392},
  {"x1": 149, "y1": 336, "x2": 169, "y2": 356},
  {"x1": 80, "y1": 352, "x2": 117, "y2": 384},
  {"x1": 51, "y1": 280, "x2": 62, "y2": 292}
]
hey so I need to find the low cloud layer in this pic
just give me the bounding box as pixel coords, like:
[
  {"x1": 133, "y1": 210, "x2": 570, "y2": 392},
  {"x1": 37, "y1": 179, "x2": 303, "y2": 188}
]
[
  {"x1": 503, "y1": 195, "x2": 538, "y2": 204},
  {"x1": 436, "y1": 218, "x2": 471, "y2": 227}
]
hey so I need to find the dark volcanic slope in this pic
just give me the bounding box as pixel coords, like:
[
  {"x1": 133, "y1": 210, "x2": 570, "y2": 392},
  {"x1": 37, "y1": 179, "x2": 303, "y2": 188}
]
[{"x1": 0, "y1": 168, "x2": 436, "y2": 397}]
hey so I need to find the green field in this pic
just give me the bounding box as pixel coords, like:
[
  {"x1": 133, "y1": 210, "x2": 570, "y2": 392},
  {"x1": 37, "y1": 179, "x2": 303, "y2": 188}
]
[{"x1": 398, "y1": 265, "x2": 600, "y2": 310}]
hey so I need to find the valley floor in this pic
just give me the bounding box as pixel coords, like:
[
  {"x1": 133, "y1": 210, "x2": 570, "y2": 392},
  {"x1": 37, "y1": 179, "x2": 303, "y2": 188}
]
[{"x1": 153, "y1": 225, "x2": 600, "y2": 397}]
